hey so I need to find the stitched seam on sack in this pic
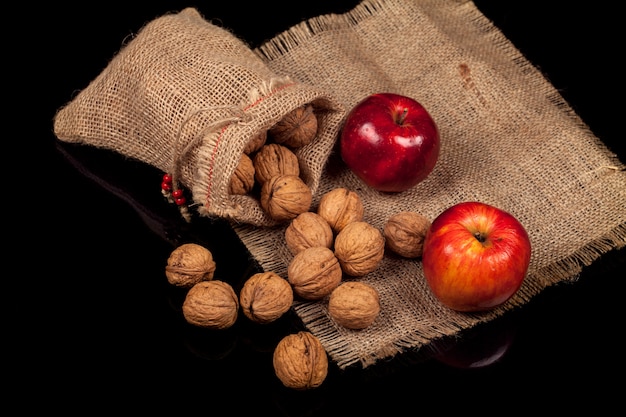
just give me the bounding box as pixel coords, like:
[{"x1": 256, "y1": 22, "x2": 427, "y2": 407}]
[{"x1": 205, "y1": 82, "x2": 297, "y2": 209}]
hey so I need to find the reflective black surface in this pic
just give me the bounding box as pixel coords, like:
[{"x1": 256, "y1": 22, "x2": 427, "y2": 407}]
[{"x1": 26, "y1": 1, "x2": 624, "y2": 413}]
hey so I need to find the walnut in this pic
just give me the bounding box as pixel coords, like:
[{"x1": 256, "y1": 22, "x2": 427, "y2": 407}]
[
  {"x1": 253, "y1": 143, "x2": 300, "y2": 185},
  {"x1": 317, "y1": 187, "x2": 364, "y2": 233},
  {"x1": 239, "y1": 271, "x2": 293, "y2": 324},
  {"x1": 287, "y1": 246, "x2": 342, "y2": 300},
  {"x1": 284, "y1": 211, "x2": 334, "y2": 255},
  {"x1": 328, "y1": 281, "x2": 380, "y2": 329},
  {"x1": 383, "y1": 211, "x2": 431, "y2": 258},
  {"x1": 182, "y1": 280, "x2": 239, "y2": 329},
  {"x1": 260, "y1": 174, "x2": 312, "y2": 222},
  {"x1": 165, "y1": 243, "x2": 216, "y2": 288},
  {"x1": 273, "y1": 331, "x2": 328, "y2": 390},
  {"x1": 334, "y1": 221, "x2": 385, "y2": 276},
  {"x1": 243, "y1": 130, "x2": 267, "y2": 154},
  {"x1": 269, "y1": 104, "x2": 318, "y2": 148},
  {"x1": 228, "y1": 152, "x2": 255, "y2": 195}
]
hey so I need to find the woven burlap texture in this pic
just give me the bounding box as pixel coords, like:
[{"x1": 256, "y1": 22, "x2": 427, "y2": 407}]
[
  {"x1": 53, "y1": 8, "x2": 344, "y2": 226},
  {"x1": 232, "y1": 0, "x2": 626, "y2": 369}
]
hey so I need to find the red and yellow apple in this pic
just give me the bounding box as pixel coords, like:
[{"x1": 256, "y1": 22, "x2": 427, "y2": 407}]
[
  {"x1": 421, "y1": 201, "x2": 532, "y2": 312},
  {"x1": 339, "y1": 92, "x2": 440, "y2": 193}
]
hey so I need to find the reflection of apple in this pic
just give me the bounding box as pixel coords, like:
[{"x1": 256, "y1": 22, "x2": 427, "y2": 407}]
[
  {"x1": 339, "y1": 92, "x2": 440, "y2": 193},
  {"x1": 435, "y1": 319, "x2": 516, "y2": 369},
  {"x1": 422, "y1": 201, "x2": 532, "y2": 312}
]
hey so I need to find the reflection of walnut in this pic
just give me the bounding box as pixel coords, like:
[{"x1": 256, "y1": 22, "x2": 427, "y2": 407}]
[
  {"x1": 229, "y1": 153, "x2": 255, "y2": 195},
  {"x1": 284, "y1": 211, "x2": 334, "y2": 255},
  {"x1": 243, "y1": 130, "x2": 267, "y2": 154},
  {"x1": 253, "y1": 143, "x2": 300, "y2": 185},
  {"x1": 317, "y1": 187, "x2": 364, "y2": 233},
  {"x1": 165, "y1": 243, "x2": 216, "y2": 288},
  {"x1": 334, "y1": 221, "x2": 385, "y2": 276},
  {"x1": 287, "y1": 246, "x2": 342, "y2": 300},
  {"x1": 260, "y1": 174, "x2": 312, "y2": 222},
  {"x1": 182, "y1": 280, "x2": 239, "y2": 329},
  {"x1": 239, "y1": 271, "x2": 293, "y2": 324},
  {"x1": 383, "y1": 211, "x2": 431, "y2": 258},
  {"x1": 328, "y1": 281, "x2": 380, "y2": 329},
  {"x1": 269, "y1": 104, "x2": 318, "y2": 148},
  {"x1": 273, "y1": 331, "x2": 328, "y2": 390}
]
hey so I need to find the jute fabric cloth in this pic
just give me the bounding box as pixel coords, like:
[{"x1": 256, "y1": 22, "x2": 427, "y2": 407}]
[
  {"x1": 54, "y1": 8, "x2": 344, "y2": 226},
  {"x1": 53, "y1": 0, "x2": 626, "y2": 370},
  {"x1": 235, "y1": 0, "x2": 626, "y2": 369}
]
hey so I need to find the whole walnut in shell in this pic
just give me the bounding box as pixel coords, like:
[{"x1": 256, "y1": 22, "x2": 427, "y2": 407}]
[
  {"x1": 239, "y1": 271, "x2": 293, "y2": 324},
  {"x1": 273, "y1": 331, "x2": 328, "y2": 390},
  {"x1": 182, "y1": 280, "x2": 239, "y2": 329},
  {"x1": 284, "y1": 211, "x2": 334, "y2": 255},
  {"x1": 260, "y1": 174, "x2": 312, "y2": 222},
  {"x1": 165, "y1": 243, "x2": 216, "y2": 288},
  {"x1": 328, "y1": 281, "x2": 380, "y2": 329},
  {"x1": 334, "y1": 221, "x2": 385, "y2": 276},
  {"x1": 269, "y1": 104, "x2": 318, "y2": 148},
  {"x1": 383, "y1": 211, "x2": 431, "y2": 258},
  {"x1": 287, "y1": 246, "x2": 342, "y2": 300},
  {"x1": 228, "y1": 153, "x2": 255, "y2": 195},
  {"x1": 253, "y1": 143, "x2": 300, "y2": 185},
  {"x1": 317, "y1": 187, "x2": 364, "y2": 233}
]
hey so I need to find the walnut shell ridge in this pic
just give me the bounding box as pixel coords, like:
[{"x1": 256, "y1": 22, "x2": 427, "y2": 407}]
[
  {"x1": 165, "y1": 243, "x2": 216, "y2": 288},
  {"x1": 253, "y1": 143, "x2": 300, "y2": 185},
  {"x1": 260, "y1": 174, "x2": 312, "y2": 222},
  {"x1": 328, "y1": 281, "x2": 380, "y2": 329},
  {"x1": 334, "y1": 221, "x2": 385, "y2": 276},
  {"x1": 182, "y1": 280, "x2": 239, "y2": 329},
  {"x1": 269, "y1": 104, "x2": 318, "y2": 148},
  {"x1": 287, "y1": 246, "x2": 342, "y2": 300},
  {"x1": 284, "y1": 211, "x2": 334, "y2": 255},
  {"x1": 383, "y1": 211, "x2": 431, "y2": 258},
  {"x1": 239, "y1": 271, "x2": 293, "y2": 324},
  {"x1": 229, "y1": 153, "x2": 255, "y2": 195},
  {"x1": 273, "y1": 331, "x2": 328, "y2": 390},
  {"x1": 317, "y1": 187, "x2": 364, "y2": 233}
]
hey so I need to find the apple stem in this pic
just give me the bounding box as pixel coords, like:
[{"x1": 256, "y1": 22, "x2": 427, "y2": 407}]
[
  {"x1": 473, "y1": 232, "x2": 486, "y2": 243},
  {"x1": 397, "y1": 108, "x2": 409, "y2": 125}
]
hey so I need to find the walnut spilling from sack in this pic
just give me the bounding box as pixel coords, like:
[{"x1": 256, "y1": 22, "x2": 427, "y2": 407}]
[
  {"x1": 228, "y1": 105, "x2": 318, "y2": 222},
  {"x1": 228, "y1": 153, "x2": 255, "y2": 195},
  {"x1": 253, "y1": 143, "x2": 300, "y2": 186},
  {"x1": 284, "y1": 211, "x2": 333, "y2": 255},
  {"x1": 317, "y1": 187, "x2": 364, "y2": 233},
  {"x1": 269, "y1": 104, "x2": 317, "y2": 148}
]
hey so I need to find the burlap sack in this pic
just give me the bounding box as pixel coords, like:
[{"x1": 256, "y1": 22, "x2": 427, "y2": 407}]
[
  {"x1": 231, "y1": 0, "x2": 626, "y2": 369},
  {"x1": 53, "y1": 7, "x2": 345, "y2": 226}
]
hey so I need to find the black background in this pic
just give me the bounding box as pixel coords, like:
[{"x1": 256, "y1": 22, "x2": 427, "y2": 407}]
[{"x1": 19, "y1": 1, "x2": 624, "y2": 414}]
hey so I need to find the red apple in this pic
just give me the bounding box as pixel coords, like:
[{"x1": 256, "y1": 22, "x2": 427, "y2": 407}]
[
  {"x1": 339, "y1": 92, "x2": 440, "y2": 193},
  {"x1": 421, "y1": 201, "x2": 532, "y2": 312}
]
